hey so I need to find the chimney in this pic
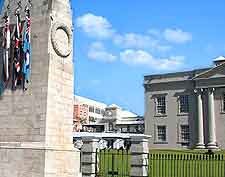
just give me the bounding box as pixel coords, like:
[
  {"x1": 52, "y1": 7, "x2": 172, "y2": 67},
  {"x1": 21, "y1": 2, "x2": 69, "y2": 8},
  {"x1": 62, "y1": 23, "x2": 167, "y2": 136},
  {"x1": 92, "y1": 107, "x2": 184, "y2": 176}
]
[{"x1": 213, "y1": 56, "x2": 225, "y2": 66}]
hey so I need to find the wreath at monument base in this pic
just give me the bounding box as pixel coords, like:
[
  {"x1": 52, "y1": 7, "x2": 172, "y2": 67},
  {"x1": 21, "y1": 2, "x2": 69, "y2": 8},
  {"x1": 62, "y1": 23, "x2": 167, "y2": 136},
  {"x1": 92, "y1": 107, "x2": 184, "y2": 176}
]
[{"x1": 51, "y1": 22, "x2": 72, "y2": 58}]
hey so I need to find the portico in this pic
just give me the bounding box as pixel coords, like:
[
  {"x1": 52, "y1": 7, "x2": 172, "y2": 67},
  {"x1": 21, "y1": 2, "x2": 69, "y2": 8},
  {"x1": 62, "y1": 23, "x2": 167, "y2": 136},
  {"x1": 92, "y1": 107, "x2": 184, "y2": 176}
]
[{"x1": 195, "y1": 88, "x2": 218, "y2": 149}]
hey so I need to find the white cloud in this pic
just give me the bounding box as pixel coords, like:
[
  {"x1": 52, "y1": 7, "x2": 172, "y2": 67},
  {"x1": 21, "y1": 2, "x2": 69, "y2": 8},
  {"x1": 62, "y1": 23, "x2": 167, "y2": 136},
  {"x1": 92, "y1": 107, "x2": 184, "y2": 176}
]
[
  {"x1": 76, "y1": 13, "x2": 115, "y2": 39},
  {"x1": 120, "y1": 49, "x2": 185, "y2": 70},
  {"x1": 76, "y1": 13, "x2": 189, "y2": 67},
  {"x1": 157, "y1": 56, "x2": 185, "y2": 70},
  {"x1": 113, "y1": 33, "x2": 171, "y2": 52},
  {"x1": 114, "y1": 33, "x2": 154, "y2": 48},
  {"x1": 87, "y1": 42, "x2": 117, "y2": 62},
  {"x1": 76, "y1": 13, "x2": 192, "y2": 46},
  {"x1": 120, "y1": 49, "x2": 153, "y2": 65},
  {"x1": 163, "y1": 28, "x2": 192, "y2": 44},
  {"x1": 147, "y1": 29, "x2": 161, "y2": 36}
]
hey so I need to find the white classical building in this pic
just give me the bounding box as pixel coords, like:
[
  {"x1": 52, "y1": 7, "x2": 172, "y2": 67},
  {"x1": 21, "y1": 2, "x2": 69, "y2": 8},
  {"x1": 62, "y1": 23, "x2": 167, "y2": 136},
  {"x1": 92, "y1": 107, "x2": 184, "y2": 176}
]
[{"x1": 144, "y1": 56, "x2": 225, "y2": 149}]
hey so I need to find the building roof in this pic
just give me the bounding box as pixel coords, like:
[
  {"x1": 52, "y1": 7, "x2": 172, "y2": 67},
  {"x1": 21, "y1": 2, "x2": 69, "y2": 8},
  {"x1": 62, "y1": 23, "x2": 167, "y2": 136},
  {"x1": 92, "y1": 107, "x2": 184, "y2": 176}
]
[
  {"x1": 144, "y1": 57, "x2": 225, "y2": 82},
  {"x1": 74, "y1": 95, "x2": 141, "y2": 119},
  {"x1": 213, "y1": 56, "x2": 225, "y2": 62},
  {"x1": 108, "y1": 104, "x2": 121, "y2": 109},
  {"x1": 192, "y1": 61, "x2": 225, "y2": 80},
  {"x1": 106, "y1": 104, "x2": 139, "y2": 117},
  {"x1": 120, "y1": 110, "x2": 137, "y2": 118},
  {"x1": 74, "y1": 95, "x2": 107, "y2": 108},
  {"x1": 144, "y1": 68, "x2": 211, "y2": 80}
]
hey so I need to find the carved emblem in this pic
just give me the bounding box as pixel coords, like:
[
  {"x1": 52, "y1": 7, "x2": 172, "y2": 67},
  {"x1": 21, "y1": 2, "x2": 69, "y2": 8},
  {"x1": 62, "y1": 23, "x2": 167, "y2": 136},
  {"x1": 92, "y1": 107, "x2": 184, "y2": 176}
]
[{"x1": 51, "y1": 22, "x2": 72, "y2": 57}]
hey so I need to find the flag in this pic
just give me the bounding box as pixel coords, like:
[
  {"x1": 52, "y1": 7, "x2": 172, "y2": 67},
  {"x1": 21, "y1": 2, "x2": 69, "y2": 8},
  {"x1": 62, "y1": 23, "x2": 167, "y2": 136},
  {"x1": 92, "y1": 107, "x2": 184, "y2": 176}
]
[
  {"x1": 1, "y1": 14, "x2": 11, "y2": 95},
  {"x1": 13, "y1": 10, "x2": 22, "y2": 89},
  {"x1": 2, "y1": 15, "x2": 10, "y2": 82},
  {"x1": 22, "y1": 7, "x2": 31, "y2": 90}
]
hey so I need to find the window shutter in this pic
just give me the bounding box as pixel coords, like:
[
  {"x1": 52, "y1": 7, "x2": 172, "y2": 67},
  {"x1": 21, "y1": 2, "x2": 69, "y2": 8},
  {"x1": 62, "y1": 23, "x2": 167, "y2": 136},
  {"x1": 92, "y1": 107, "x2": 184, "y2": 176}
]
[
  {"x1": 154, "y1": 124, "x2": 156, "y2": 142},
  {"x1": 177, "y1": 124, "x2": 180, "y2": 143}
]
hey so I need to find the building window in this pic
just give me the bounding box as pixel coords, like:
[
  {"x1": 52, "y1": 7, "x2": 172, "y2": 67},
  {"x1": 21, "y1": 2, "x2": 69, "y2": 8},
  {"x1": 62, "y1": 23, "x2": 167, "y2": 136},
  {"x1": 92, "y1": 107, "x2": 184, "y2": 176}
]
[
  {"x1": 109, "y1": 123, "x2": 114, "y2": 131},
  {"x1": 89, "y1": 116, "x2": 96, "y2": 123},
  {"x1": 95, "y1": 108, "x2": 101, "y2": 114},
  {"x1": 89, "y1": 106, "x2": 94, "y2": 113},
  {"x1": 179, "y1": 95, "x2": 189, "y2": 114},
  {"x1": 180, "y1": 125, "x2": 190, "y2": 142},
  {"x1": 157, "y1": 126, "x2": 166, "y2": 142},
  {"x1": 121, "y1": 127, "x2": 128, "y2": 133},
  {"x1": 83, "y1": 104, "x2": 88, "y2": 108},
  {"x1": 156, "y1": 96, "x2": 166, "y2": 114}
]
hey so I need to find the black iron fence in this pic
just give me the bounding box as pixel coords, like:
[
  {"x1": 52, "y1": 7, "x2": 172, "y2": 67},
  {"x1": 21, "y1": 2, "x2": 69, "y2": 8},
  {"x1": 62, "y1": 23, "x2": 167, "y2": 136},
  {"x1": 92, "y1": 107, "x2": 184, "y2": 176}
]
[
  {"x1": 94, "y1": 149, "x2": 225, "y2": 177},
  {"x1": 95, "y1": 149, "x2": 130, "y2": 177},
  {"x1": 148, "y1": 152, "x2": 225, "y2": 177}
]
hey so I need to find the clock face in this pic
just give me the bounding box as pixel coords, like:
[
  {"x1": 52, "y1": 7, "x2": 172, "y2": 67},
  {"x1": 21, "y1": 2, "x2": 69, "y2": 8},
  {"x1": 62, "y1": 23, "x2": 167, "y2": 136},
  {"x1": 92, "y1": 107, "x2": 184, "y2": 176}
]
[{"x1": 107, "y1": 111, "x2": 112, "y2": 116}]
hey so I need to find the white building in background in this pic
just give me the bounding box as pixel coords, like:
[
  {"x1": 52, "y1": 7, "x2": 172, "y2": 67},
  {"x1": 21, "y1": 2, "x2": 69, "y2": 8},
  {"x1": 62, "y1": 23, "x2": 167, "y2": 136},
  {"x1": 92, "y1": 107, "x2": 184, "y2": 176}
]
[
  {"x1": 75, "y1": 95, "x2": 107, "y2": 121},
  {"x1": 74, "y1": 95, "x2": 107, "y2": 131},
  {"x1": 101, "y1": 104, "x2": 144, "y2": 133},
  {"x1": 74, "y1": 95, "x2": 144, "y2": 133}
]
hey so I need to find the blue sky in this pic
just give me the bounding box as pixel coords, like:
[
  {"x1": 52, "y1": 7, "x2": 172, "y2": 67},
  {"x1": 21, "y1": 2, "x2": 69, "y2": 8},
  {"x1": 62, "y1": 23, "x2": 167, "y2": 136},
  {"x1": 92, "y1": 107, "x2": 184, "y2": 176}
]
[
  {"x1": 71, "y1": 0, "x2": 225, "y2": 115},
  {"x1": 0, "y1": 0, "x2": 3, "y2": 13},
  {"x1": 2, "y1": 0, "x2": 225, "y2": 115}
]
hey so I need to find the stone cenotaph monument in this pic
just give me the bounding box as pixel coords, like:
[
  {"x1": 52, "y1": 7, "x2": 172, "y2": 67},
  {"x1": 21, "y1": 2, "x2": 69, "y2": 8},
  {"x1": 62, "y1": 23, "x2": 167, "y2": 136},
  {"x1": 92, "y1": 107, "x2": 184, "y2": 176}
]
[{"x1": 0, "y1": 0, "x2": 80, "y2": 177}]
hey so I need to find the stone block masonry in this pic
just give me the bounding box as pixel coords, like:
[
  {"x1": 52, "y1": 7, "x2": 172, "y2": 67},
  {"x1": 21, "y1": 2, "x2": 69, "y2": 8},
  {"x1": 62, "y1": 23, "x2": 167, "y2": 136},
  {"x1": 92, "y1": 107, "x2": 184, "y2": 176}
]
[
  {"x1": 80, "y1": 135, "x2": 150, "y2": 177},
  {"x1": 130, "y1": 136, "x2": 149, "y2": 177},
  {"x1": 0, "y1": 0, "x2": 80, "y2": 177}
]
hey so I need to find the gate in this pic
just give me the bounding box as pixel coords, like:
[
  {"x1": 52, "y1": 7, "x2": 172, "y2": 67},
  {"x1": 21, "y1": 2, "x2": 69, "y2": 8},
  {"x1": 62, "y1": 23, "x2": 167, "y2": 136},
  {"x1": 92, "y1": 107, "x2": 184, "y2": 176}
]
[
  {"x1": 96, "y1": 149, "x2": 130, "y2": 177},
  {"x1": 148, "y1": 153, "x2": 225, "y2": 177}
]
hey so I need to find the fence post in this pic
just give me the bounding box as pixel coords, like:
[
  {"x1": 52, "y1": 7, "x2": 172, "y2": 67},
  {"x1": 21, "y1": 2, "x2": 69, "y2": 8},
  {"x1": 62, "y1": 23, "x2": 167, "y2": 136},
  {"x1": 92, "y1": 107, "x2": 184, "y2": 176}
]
[
  {"x1": 81, "y1": 137, "x2": 99, "y2": 177},
  {"x1": 130, "y1": 135, "x2": 150, "y2": 177}
]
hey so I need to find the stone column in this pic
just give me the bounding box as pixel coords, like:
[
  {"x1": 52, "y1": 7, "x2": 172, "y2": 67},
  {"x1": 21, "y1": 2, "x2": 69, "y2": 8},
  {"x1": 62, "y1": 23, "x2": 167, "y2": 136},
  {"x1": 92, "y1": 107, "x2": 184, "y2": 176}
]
[
  {"x1": 195, "y1": 89, "x2": 205, "y2": 149},
  {"x1": 130, "y1": 135, "x2": 149, "y2": 177},
  {"x1": 81, "y1": 137, "x2": 99, "y2": 177},
  {"x1": 207, "y1": 88, "x2": 218, "y2": 149}
]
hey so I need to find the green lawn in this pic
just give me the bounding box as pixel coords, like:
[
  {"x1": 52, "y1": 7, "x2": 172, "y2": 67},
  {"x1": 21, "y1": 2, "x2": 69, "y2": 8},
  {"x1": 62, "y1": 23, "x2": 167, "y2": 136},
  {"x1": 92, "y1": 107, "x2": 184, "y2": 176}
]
[
  {"x1": 96, "y1": 149, "x2": 225, "y2": 177},
  {"x1": 97, "y1": 149, "x2": 130, "y2": 177},
  {"x1": 149, "y1": 150, "x2": 225, "y2": 177},
  {"x1": 149, "y1": 149, "x2": 225, "y2": 154}
]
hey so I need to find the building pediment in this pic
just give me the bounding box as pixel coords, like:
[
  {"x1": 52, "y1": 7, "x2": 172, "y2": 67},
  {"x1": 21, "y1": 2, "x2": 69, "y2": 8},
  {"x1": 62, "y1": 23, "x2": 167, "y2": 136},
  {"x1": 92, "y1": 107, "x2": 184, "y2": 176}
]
[{"x1": 192, "y1": 63, "x2": 225, "y2": 80}]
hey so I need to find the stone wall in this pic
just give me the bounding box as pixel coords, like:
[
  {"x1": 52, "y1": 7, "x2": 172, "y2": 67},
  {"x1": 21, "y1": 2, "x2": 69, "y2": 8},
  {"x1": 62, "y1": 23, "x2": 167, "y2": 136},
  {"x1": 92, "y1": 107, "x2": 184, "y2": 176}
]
[{"x1": 0, "y1": 144, "x2": 45, "y2": 177}]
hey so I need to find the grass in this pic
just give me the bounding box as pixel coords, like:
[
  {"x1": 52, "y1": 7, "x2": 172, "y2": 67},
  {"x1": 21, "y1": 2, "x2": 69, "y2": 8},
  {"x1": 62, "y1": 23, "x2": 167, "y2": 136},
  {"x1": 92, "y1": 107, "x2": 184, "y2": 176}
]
[
  {"x1": 97, "y1": 149, "x2": 225, "y2": 177},
  {"x1": 149, "y1": 149, "x2": 225, "y2": 154},
  {"x1": 149, "y1": 150, "x2": 225, "y2": 177},
  {"x1": 97, "y1": 149, "x2": 130, "y2": 177}
]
